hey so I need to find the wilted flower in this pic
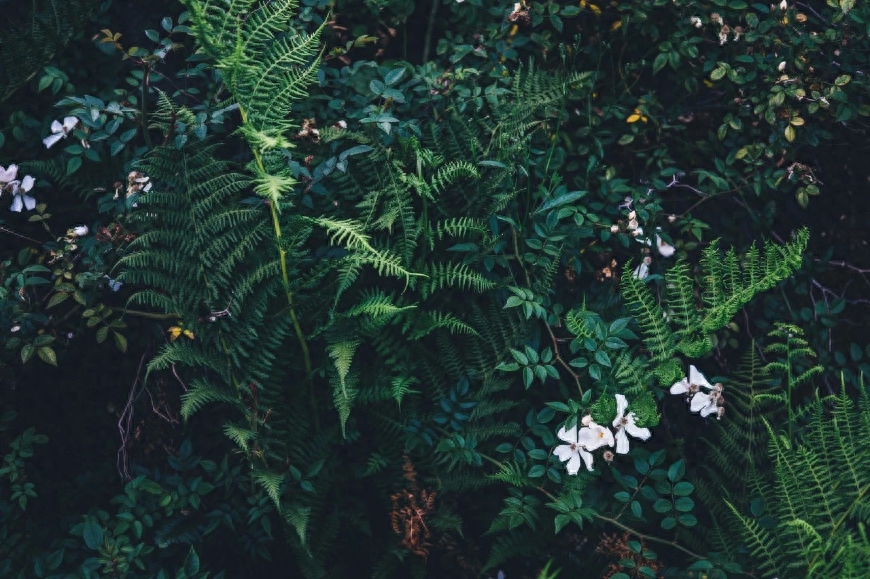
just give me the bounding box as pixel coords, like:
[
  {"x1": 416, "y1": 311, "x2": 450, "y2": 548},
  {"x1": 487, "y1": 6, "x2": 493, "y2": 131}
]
[
  {"x1": 43, "y1": 116, "x2": 79, "y2": 149},
  {"x1": 612, "y1": 394, "x2": 652, "y2": 454},
  {"x1": 115, "y1": 171, "x2": 153, "y2": 202},
  {"x1": 295, "y1": 118, "x2": 320, "y2": 143},
  {"x1": 66, "y1": 225, "x2": 89, "y2": 237}
]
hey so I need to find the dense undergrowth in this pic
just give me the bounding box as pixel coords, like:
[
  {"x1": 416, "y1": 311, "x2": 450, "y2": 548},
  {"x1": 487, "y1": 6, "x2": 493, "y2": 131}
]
[{"x1": 1, "y1": 0, "x2": 869, "y2": 577}]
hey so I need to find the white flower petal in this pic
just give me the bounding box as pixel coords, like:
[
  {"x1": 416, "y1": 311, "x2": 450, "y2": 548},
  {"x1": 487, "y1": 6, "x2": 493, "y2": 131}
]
[
  {"x1": 20, "y1": 175, "x2": 34, "y2": 192},
  {"x1": 50, "y1": 119, "x2": 64, "y2": 133},
  {"x1": 615, "y1": 429, "x2": 630, "y2": 454},
  {"x1": 577, "y1": 423, "x2": 614, "y2": 451},
  {"x1": 656, "y1": 235, "x2": 675, "y2": 257},
  {"x1": 43, "y1": 132, "x2": 65, "y2": 149},
  {"x1": 625, "y1": 420, "x2": 651, "y2": 441},
  {"x1": 699, "y1": 402, "x2": 718, "y2": 418},
  {"x1": 23, "y1": 194, "x2": 36, "y2": 211},
  {"x1": 0, "y1": 164, "x2": 17, "y2": 182},
  {"x1": 614, "y1": 394, "x2": 628, "y2": 425},
  {"x1": 565, "y1": 452, "x2": 582, "y2": 475},
  {"x1": 10, "y1": 195, "x2": 23, "y2": 212},
  {"x1": 690, "y1": 391, "x2": 713, "y2": 413},
  {"x1": 579, "y1": 448, "x2": 595, "y2": 471},
  {"x1": 670, "y1": 377, "x2": 690, "y2": 395},
  {"x1": 62, "y1": 116, "x2": 79, "y2": 131},
  {"x1": 689, "y1": 365, "x2": 714, "y2": 390},
  {"x1": 72, "y1": 225, "x2": 89, "y2": 236},
  {"x1": 557, "y1": 425, "x2": 578, "y2": 444},
  {"x1": 632, "y1": 261, "x2": 649, "y2": 279},
  {"x1": 553, "y1": 444, "x2": 575, "y2": 463}
]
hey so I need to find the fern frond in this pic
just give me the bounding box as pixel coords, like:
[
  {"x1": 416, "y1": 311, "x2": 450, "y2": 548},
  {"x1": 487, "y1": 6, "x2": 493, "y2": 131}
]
[
  {"x1": 620, "y1": 266, "x2": 674, "y2": 365},
  {"x1": 415, "y1": 261, "x2": 496, "y2": 298},
  {"x1": 700, "y1": 229, "x2": 808, "y2": 332}
]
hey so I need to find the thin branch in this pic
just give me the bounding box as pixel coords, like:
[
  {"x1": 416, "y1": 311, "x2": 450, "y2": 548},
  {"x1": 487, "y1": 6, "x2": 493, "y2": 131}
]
[
  {"x1": 595, "y1": 514, "x2": 707, "y2": 561},
  {"x1": 544, "y1": 321, "x2": 583, "y2": 396}
]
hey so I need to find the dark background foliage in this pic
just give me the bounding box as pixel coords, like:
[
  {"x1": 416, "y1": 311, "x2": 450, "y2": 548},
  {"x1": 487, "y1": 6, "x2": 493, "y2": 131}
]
[{"x1": 1, "y1": 0, "x2": 869, "y2": 577}]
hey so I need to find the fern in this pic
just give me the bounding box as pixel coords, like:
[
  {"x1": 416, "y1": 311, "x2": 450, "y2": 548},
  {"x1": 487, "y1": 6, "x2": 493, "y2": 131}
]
[
  {"x1": 620, "y1": 229, "x2": 808, "y2": 383},
  {"x1": 692, "y1": 321, "x2": 870, "y2": 577},
  {"x1": 727, "y1": 389, "x2": 870, "y2": 577}
]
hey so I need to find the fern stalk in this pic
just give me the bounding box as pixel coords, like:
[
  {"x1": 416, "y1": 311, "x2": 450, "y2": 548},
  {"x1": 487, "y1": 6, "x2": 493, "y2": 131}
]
[{"x1": 235, "y1": 70, "x2": 313, "y2": 379}]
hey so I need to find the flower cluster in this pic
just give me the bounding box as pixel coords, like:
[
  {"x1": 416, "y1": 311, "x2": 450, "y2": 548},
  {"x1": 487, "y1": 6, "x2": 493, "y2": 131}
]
[
  {"x1": 554, "y1": 394, "x2": 652, "y2": 474},
  {"x1": 609, "y1": 205, "x2": 675, "y2": 279},
  {"x1": 0, "y1": 164, "x2": 37, "y2": 212},
  {"x1": 670, "y1": 365, "x2": 725, "y2": 419},
  {"x1": 113, "y1": 171, "x2": 153, "y2": 205}
]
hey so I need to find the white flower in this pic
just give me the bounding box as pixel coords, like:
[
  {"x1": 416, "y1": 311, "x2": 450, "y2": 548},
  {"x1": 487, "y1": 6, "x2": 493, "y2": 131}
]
[
  {"x1": 554, "y1": 420, "x2": 615, "y2": 475},
  {"x1": 655, "y1": 229, "x2": 675, "y2": 257},
  {"x1": 43, "y1": 116, "x2": 79, "y2": 149},
  {"x1": 670, "y1": 365, "x2": 724, "y2": 419},
  {"x1": 690, "y1": 16, "x2": 702, "y2": 28},
  {"x1": 778, "y1": 61, "x2": 786, "y2": 72},
  {"x1": 9, "y1": 175, "x2": 36, "y2": 212},
  {"x1": 105, "y1": 276, "x2": 123, "y2": 292},
  {"x1": 779, "y1": 0, "x2": 787, "y2": 10},
  {"x1": 612, "y1": 394, "x2": 652, "y2": 454},
  {"x1": 69, "y1": 225, "x2": 89, "y2": 237},
  {"x1": 610, "y1": 224, "x2": 620, "y2": 233},
  {"x1": 632, "y1": 256, "x2": 651, "y2": 280}
]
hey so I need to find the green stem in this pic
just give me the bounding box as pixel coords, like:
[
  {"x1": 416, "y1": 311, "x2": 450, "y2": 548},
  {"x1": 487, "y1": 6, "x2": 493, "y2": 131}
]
[
  {"x1": 239, "y1": 104, "x2": 312, "y2": 378},
  {"x1": 421, "y1": 0, "x2": 439, "y2": 65},
  {"x1": 237, "y1": 104, "x2": 318, "y2": 433},
  {"x1": 594, "y1": 514, "x2": 706, "y2": 560},
  {"x1": 109, "y1": 307, "x2": 179, "y2": 320},
  {"x1": 141, "y1": 64, "x2": 153, "y2": 150}
]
